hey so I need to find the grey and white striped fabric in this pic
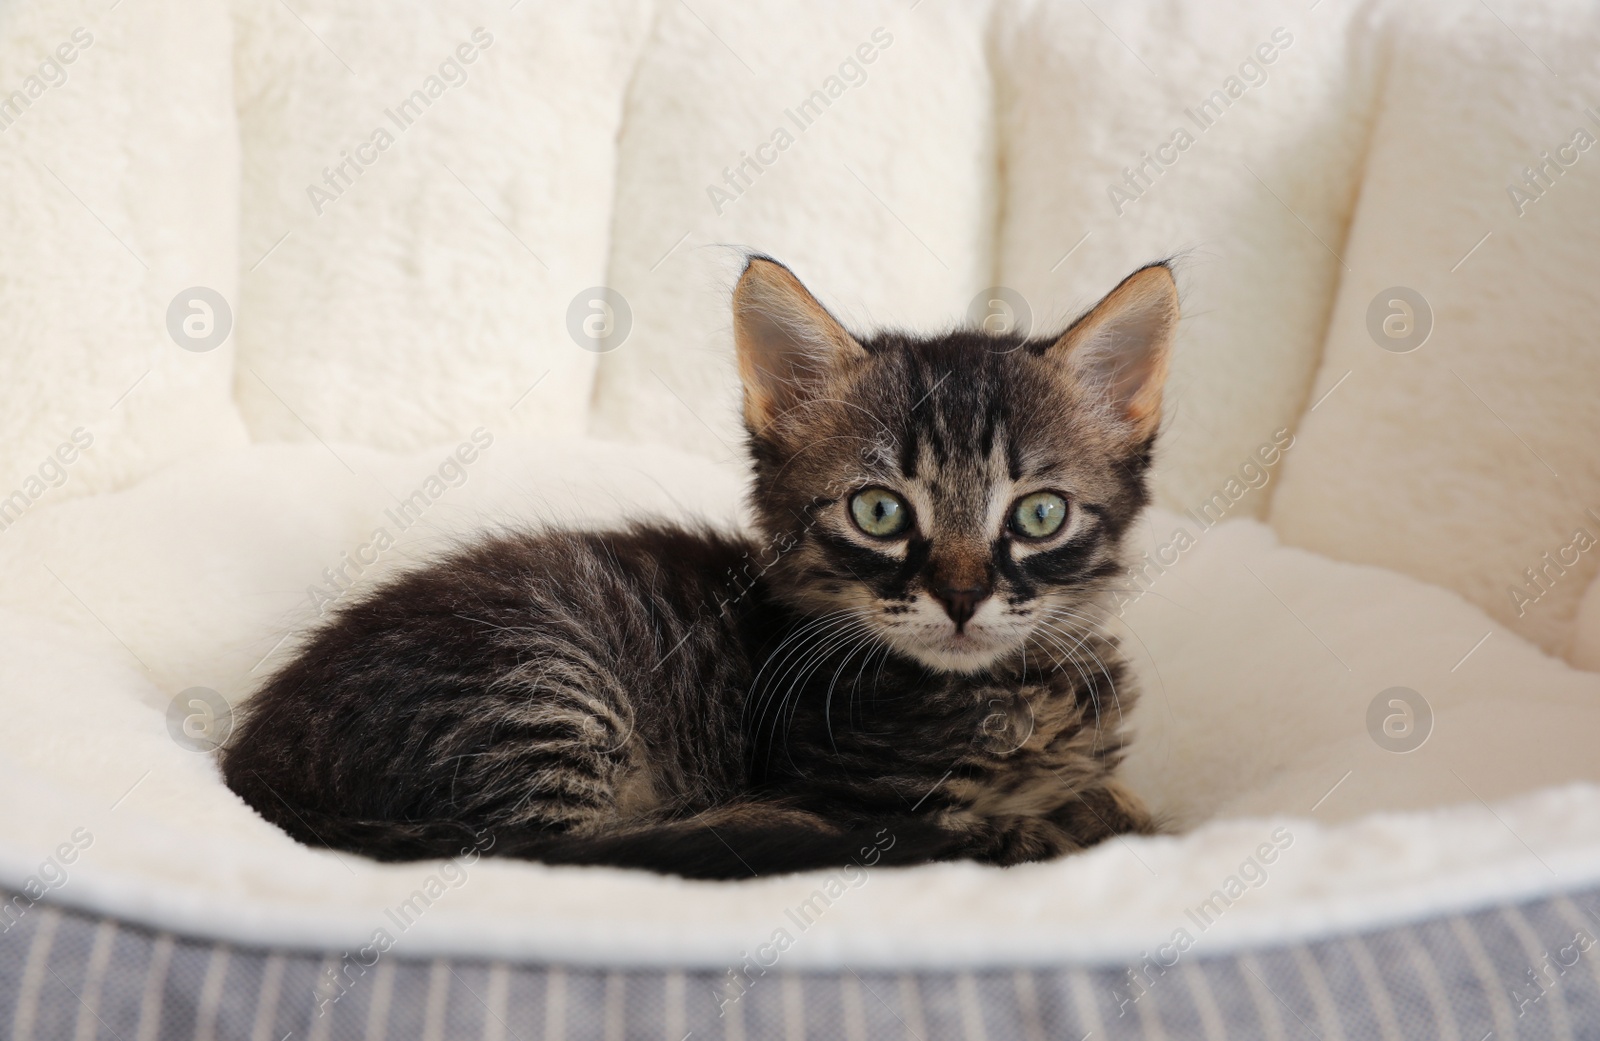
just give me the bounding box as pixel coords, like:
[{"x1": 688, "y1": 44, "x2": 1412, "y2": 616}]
[{"x1": 4, "y1": 885, "x2": 1600, "y2": 1040}]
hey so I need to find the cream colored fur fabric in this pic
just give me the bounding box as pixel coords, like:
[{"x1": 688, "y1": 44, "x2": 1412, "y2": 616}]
[
  {"x1": 0, "y1": 0, "x2": 246, "y2": 503},
  {"x1": 992, "y1": 0, "x2": 1380, "y2": 522},
  {"x1": 1268, "y1": 0, "x2": 1600, "y2": 658},
  {"x1": 230, "y1": 0, "x2": 651, "y2": 452},
  {"x1": 589, "y1": 0, "x2": 996, "y2": 463}
]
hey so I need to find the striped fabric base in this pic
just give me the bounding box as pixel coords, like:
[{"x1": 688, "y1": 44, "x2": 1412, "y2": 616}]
[{"x1": 3, "y1": 886, "x2": 1599, "y2": 1040}]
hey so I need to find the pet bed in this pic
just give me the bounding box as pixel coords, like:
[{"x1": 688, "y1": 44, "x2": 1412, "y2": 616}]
[{"x1": 3, "y1": 0, "x2": 1600, "y2": 1037}]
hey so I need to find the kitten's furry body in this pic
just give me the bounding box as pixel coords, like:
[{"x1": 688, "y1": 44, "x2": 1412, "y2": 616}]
[{"x1": 223, "y1": 259, "x2": 1178, "y2": 879}]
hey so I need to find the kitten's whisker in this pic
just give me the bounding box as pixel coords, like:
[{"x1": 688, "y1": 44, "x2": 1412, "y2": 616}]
[
  {"x1": 744, "y1": 609, "x2": 856, "y2": 731},
  {"x1": 751, "y1": 633, "x2": 841, "y2": 764},
  {"x1": 1040, "y1": 602, "x2": 1114, "y2": 636},
  {"x1": 1032, "y1": 614, "x2": 1115, "y2": 721},
  {"x1": 1023, "y1": 622, "x2": 1117, "y2": 756},
  {"x1": 1038, "y1": 610, "x2": 1115, "y2": 672},
  {"x1": 819, "y1": 620, "x2": 881, "y2": 755},
  {"x1": 1036, "y1": 611, "x2": 1127, "y2": 750},
  {"x1": 1045, "y1": 606, "x2": 1122, "y2": 688},
  {"x1": 1097, "y1": 587, "x2": 1201, "y2": 612},
  {"x1": 777, "y1": 616, "x2": 875, "y2": 763},
  {"x1": 771, "y1": 626, "x2": 867, "y2": 775},
  {"x1": 748, "y1": 629, "x2": 843, "y2": 766},
  {"x1": 1027, "y1": 625, "x2": 1104, "y2": 724},
  {"x1": 744, "y1": 610, "x2": 849, "y2": 699},
  {"x1": 752, "y1": 611, "x2": 860, "y2": 723},
  {"x1": 1039, "y1": 604, "x2": 1117, "y2": 657},
  {"x1": 848, "y1": 638, "x2": 891, "y2": 730},
  {"x1": 751, "y1": 612, "x2": 869, "y2": 769},
  {"x1": 1073, "y1": 599, "x2": 1176, "y2": 730}
]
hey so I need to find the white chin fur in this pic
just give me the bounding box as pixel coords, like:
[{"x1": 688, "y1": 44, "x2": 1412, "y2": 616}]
[
  {"x1": 908, "y1": 645, "x2": 1011, "y2": 674},
  {"x1": 882, "y1": 628, "x2": 1015, "y2": 674}
]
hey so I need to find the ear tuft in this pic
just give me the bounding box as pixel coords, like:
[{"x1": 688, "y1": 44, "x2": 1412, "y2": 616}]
[
  {"x1": 732, "y1": 257, "x2": 865, "y2": 434},
  {"x1": 1049, "y1": 263, "x2": 1179, "y2": 440}
]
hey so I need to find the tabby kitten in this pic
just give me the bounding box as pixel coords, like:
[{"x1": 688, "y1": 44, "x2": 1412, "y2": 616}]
[{"x1": 223, "y1": 257, "x2": 1178, "y2": 880}]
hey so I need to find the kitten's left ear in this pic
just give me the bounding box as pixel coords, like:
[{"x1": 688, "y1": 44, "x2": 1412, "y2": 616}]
[
  {"x1": 733, "y1": 257, "x2": 867, "y2": 435},
  {"x1": 1049, "y1": 263, "x2": 1179, "y2": 441}
]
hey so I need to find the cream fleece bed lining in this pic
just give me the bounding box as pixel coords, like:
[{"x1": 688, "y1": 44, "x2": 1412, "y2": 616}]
[{"x1": 1, "y1": 437, "x2": 1597, "y2": 970}]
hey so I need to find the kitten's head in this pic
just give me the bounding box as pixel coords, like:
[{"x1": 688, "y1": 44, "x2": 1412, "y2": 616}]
[{"x1": 733, "y1": 256, "x2": 1178, "y2": 674}]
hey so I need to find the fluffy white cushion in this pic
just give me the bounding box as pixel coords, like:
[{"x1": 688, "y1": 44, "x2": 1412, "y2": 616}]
[
  {"x1": 0, "y1": 0, "x2": 246, "y2": 505},
  {"x1": 1268, "y1": 0, "x2": 1600, "y2": 659},
  {"x1": 990, "y1": 0, "x2": 1380, "y2": 521},
  {"x1": 230, "y1": 0, "x2": 651, "y2": 452},
  {"x1": 1118, "y1": 511, "x2": 1600, "y2": 826},
  {"x1": 588, "y1": 0, "x2": 996, "y2": 462},
  {"x1": 1, "y1": 445, "x2": 1596, "y2": 967},
  {"x1": 0, "y1": 437, "x2": 748, "y2": 695}
]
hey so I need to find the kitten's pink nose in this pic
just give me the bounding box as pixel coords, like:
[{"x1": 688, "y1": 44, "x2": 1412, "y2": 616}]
[{"x1": 932, "y1": 584, "x2": 991, "y2": 630}]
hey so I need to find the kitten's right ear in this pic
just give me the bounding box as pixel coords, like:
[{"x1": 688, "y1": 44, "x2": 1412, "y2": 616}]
[{"x1": 733, "y1": 257, "x2": 866, "y2": 435}]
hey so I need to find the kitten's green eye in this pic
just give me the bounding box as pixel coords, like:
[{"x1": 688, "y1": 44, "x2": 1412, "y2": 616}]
[
  {"x1": 1011, "y1": 491, "x2": 1069, "y2": 539},
  {"x1": 849, "y1": 488, "x2": 911, "y2": 538}
]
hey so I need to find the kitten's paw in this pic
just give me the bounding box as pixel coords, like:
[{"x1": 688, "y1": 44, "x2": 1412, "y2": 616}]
[
  {"x1": 1049, "y1": 780, "x2": 1158, "y2": 843},
  {"x1": 966, "y1": 816, "x2": 1079, "y2": 867}
]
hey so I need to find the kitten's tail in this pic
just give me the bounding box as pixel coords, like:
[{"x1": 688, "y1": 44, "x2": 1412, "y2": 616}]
[
  {"x1": 269, "y1": 804, "x2": 966, "y2": 880},
  {"x1": 498, "y1": 810, "x2": 967, "y2": 879}
]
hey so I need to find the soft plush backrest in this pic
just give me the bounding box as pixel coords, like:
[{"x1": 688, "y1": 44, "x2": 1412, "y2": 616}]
[
  {"x1": 0, "y1": 0, "x2": 245, "y2": 514},
  {"x1": 589, "y1": 0, "x2": 1384, "y2": 519},
  {"x1": 229, "y1": 0, "x2": 651, "y2": 452},
  {"x1": 587, "y1": 0, "x2": 998, "y2": 462},
  {"x1": 991, "y1": 0, "x2": 1381, "y2": 520},
  {"x1": 1268, "y1": 0, "x2": 1600, "y2": 658},
  {"x1": 18, "y1": 0, "x2": 1596, "y2": 671}
]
